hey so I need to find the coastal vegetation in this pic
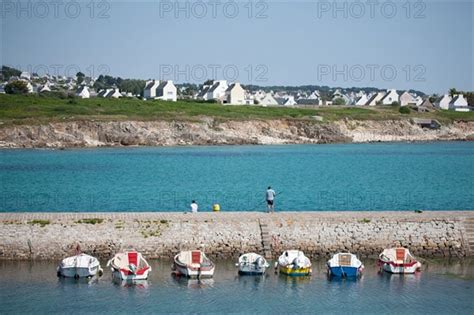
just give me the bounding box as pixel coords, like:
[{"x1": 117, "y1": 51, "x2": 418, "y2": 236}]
[
  {"x1": 27, "y1": 219, "x2": 50, "y2": 227},
  {"x1": 1, "y1": 94, "x2": 473, "y2": 127},
  {"x1": 75, "y1": 218, "x2": 104, "y2": 225}
]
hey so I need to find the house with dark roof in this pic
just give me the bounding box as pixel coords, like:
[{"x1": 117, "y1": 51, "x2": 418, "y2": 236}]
[
  {"x1": 197, "y1": 80, "x2": 228, "y2": 101},
  {"x1": 381, "y1": 89, "x2": 399, "y2": 105},
  {"x1": 449, "y1": 94, "x2": 469, "y2": 111},
  {"x1": 224, "y1": 82, "x2": 245, "y2": 105},
  {"x1": 76, "y1": 85, "x2": 90, "y2": 99},
  {"x1": 143, "y1": 80, "x2": 177, "y2": 101}
]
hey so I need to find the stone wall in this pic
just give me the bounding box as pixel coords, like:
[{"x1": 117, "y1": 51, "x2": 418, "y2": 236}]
[{"x1": 0, "y1": 212, "x2": 472, "y2": 260}]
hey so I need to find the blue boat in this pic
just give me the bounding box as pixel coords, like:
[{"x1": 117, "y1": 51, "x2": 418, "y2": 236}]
[{"x1": 327, "y1": 253, "x2": 364, "y2": 278}]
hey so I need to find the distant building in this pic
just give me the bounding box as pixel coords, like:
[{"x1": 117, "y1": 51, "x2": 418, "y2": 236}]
[
  {"x1": 366, "y1": 92, "x2": 385, "y2": 106},
  {"x1": 143, "y1": 80, "x2": 177, "y2": 101},
  {"x1": 206, "y1": 80, "x2": 228, "y2": 101},
  {"x1": 275, "y1": 95, "x2": 296, "y2": 106},
  {"x1": 38, "y1": 82, "x2": 51, "y2": 93},
  {"x1": 435, "y1": 95, "x2": 452, "y2": 110},
  {"x1": 224, "y1": 82, "x2": 245, "y2": 105},
  {"x1": 354, "y1": 94, "x2": 368, "y2": 106},
  {"x1": 399, "y1": 91, "x2": 417, "y2": 107},
  {"x1": 20, "y1": 71, "x2": 31, "y2": 80},
  {"x1": 449, "y1": 94, "x2": 469, "y2": 111},
  {"x1": 76, "y1": 86, "x2": 90, "y2": 99},
  {"x1": 258, "y1": 93, "x2": 279, "y2": 106},
  {"x1": 381, "y1": 89, "x2": 399, "y2": 105}
]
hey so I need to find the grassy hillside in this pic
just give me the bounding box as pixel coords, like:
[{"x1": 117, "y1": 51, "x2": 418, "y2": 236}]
[{"x1": 0, "y1": 94, "x2": 473, "y2": 126}]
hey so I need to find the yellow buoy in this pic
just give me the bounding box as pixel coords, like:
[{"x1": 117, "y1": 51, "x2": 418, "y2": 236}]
[{"x1": 212, "y1": 204, "x2": 220, "y2": 212}]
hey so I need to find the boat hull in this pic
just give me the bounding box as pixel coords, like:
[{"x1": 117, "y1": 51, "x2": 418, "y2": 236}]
[
  {"x1": 173, "y1": 262, "x2": 215, "y2": 279},
  {"x1": 328, "y1": 266, "x2": 360, "y2": 278},
  {"x1": 278, "y1": 265, "x2": 311, "y2": 276},
  {"x1": 380, "y1": 262, "x2": 420, "y2": 274},
  {"x1": 238, "y1": 265, "x2": 267, "y2": 275},
  {"x1": 58, "y1": 266, "x2": 101, "y2": 278},
  {"x1": 111, "y1": 269, "x2": 150, "y2": 281}
]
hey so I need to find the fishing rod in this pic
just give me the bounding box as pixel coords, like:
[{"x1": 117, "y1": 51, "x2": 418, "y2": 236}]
[{"x1": 251, "y1": 191, "x2": 284, "y2": 211}]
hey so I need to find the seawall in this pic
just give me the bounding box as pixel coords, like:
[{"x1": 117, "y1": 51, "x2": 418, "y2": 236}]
[
  {"x1": 1, "y1": 212, "x2": 473, "y2": 261},
  {"x1": 0, "y1": 119, "x2": 473, "y2": 148}
]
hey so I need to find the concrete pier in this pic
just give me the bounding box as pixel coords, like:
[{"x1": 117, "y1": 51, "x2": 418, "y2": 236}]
[{"x1": 0, "y1": 211, "x2": 473, "y2": 260}]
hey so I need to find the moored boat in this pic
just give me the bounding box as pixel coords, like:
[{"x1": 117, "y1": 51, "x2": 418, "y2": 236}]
[
  {"x1": 276, "y1": 250, "x2": 312, "y2": 276},
  {"x1": 57, "y1": 253, "x2": 103, "y2": 278},
  {"x1": 172, "y1": 250, "x2": 215, "y2": 278},
  {"x1": 327, "y1": 252, "x2": 364, "y2": 278},
  {"x1": 378, "y1": 247, "x2": 421, "y2": 274},
  {"x1": 107, "y1": 251, "x2": 151, "y2": 280},
  {"x1": 236, "y1": 252, "x2": 269, "y2": 275}
]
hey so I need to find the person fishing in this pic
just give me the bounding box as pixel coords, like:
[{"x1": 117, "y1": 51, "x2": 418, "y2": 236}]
[
  {"x1": 190, "y1": 200, "x2": 198, "y2": 213},
  {"x1": 266, "y1": 186, "x2": 276, "y2": 213}
]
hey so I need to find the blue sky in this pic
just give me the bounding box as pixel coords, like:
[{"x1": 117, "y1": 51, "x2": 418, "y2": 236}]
[{"x1": 1, "y1": 0, "x2": 472, "y2": 94}]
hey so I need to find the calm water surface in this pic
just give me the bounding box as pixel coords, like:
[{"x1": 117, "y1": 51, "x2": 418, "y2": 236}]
[
  {"x1": 0, "y1": 142, "x2": 473, "y2": 212},
  {"x1": 0, "y1": 259, "x2": 473, "y2": 314}
]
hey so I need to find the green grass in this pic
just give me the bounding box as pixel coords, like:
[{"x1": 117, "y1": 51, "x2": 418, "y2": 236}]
[
  {"x1": 0, "y1": 94, "x2": 473, "y2": 126},
  {"x1": 75, "y1": 218, "x2": 104, "y2": 224},
  {"x1": 27, "y1": 219, "x2": 50, "y2": 227}
]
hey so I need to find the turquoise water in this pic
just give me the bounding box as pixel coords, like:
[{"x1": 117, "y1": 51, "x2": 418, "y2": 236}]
[
  {"x1": 0, "y1": 142, "x2": 473, "y2": 212},
  {"x1": 0, "y1": 259, "x2": 473, "y2": 314}
]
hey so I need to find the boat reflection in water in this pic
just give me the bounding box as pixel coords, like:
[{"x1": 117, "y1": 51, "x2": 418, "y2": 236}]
[
  {"x1": 57, "y1": 274, "x2": 100, "y2": 287},
  {"x1": 112, "y1": 277, "x2": 150, "y2": 289},
  {"x1": 172, "y1": 274, "x2": 215, "y2": 289}
]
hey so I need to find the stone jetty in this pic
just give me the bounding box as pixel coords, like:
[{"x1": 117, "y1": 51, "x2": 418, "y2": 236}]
[{"x1": 0, "y1": 211, "x2": 473, "y2": 260}]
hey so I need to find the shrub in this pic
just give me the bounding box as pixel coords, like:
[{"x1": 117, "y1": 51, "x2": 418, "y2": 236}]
[
  {"x1": 399, "y1": 106, "x2": 410, "y2": 114},
  {"x1": 28, "y1": 219, "x2": 50, "y2": 227},
  {"x1": 5, "y1": 80, "x2": 29, "y2": 94},
  {"x1": 75, "y1": 218, "x2": 104, "y2": 224}
]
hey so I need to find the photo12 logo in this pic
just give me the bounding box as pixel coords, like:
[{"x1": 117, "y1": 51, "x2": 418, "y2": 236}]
[
  {"x1": 12, "y1": 64, "x2": 110, "y2": 78},
  {"x1": 157, "y1": 0, "x2": 269, "y2": 19},
  {"x1": 316, "y1": 64, "x2": 426, "y2": 82},
  {"x1": 315, "y1": 0, "x2": 427, "y2": 19},
  {"x1": 158, "y1": 64, "x2": 269, "y2": 83},
  {"x1": 0, "y1": 0, "x2": 111, "y2": 19}
]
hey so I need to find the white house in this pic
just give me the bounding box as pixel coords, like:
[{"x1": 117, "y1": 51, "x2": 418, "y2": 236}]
[
  {"x1": 99, "y1": 88, "x2": 122, "y2": 98},
  {"x1": 449, "y1": 94, "x2": 469, "y2": 111},
  {"x1": 38, "y1": 82, "x2": 51, "y2": 93},
  {"x1": 399, "y1": 91, "x2": 417, "y2": 106},
  {"x1": 258, "y1": 93, "x2": 278, "y2": 106},
  {"x1": 381, "y1": 89, "x2": 399, "y2": 105},
  {"x1": 76, "y1": 86, "x2": 90, "y2": 99},
  {"x1": 366, "y1": 92, "x2": 385, "y2": 106},
  {"x1": 308, "y1": 90, "x2": 320, "y2": 99},
  {"x1": 143, "y1": 80, "x2": 177, "y2": 101},
  {"x1": 354, "y1": 94, "x2": 368, "y2": 106},
  {"x1": 435, "y1": 95, "x2": 452, "y2": 110},
  {"x1": 143, "y1": 80, "x2": 160, "y2": 99},
  {"x1": 224, "y1": 82, "x2": 245, "y2": 105},
  {"x1": 206, "y1": 80, "x2": 228, "y2": 101},
  {"x1": 276, "y1": 95, "x2": 296, "y2": 106},
  {"x1": 155, "y1": 80, "x2": 177, "y2": 102}
]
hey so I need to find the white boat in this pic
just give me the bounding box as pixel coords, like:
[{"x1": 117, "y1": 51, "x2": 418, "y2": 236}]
[
  {"x1": 57, "y1": 253, "x2": 103, "y2": 278},
  {"x1": 276, "y1": 250, "x2": 312, "y2": 276},
  {"x1": 327, "y1": 252, "x2": 364, "y2": 278},
  {"x1": 172, "y1": 250, "x2": 215, "y2": 278},
  {"x1": 107, "y1": 251, "x2": 152, "y2": 280},
  {"x1": 378, "y1": 247, "x2": 421, "y2": 274},
  {"x1": 236, "y1": 253, "x2": 269, "y2": 275}
]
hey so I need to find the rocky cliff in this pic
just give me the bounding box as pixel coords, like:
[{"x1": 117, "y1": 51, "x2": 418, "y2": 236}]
[{"x1": 0, "y1": 119, "x2": 473, "y2": 148}]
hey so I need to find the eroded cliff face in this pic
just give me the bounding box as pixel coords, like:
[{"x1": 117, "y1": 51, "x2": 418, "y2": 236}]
[{"x1": 0, "y1": 118, "x2": 472, "y2": 148}]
